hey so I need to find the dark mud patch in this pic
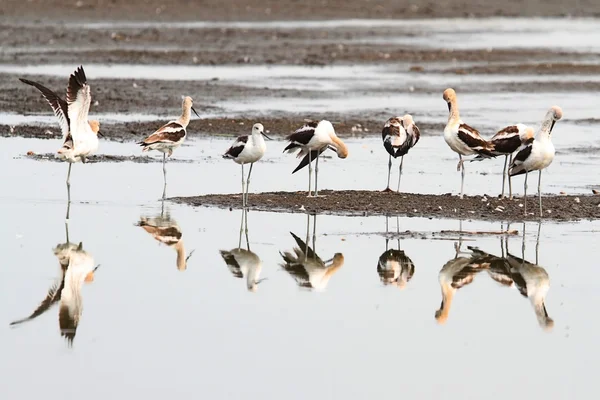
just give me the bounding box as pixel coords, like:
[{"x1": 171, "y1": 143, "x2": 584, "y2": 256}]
[
  {"x1": 171, "y1": 190, "x2": 600, "y2": 222},
  {"x1": 3, "y1": 0, "x2": 600, "y2": 22},
  {"x1": 1, "y1": 119, "x2": 443, "y2": 142},
  {"x1": 19, "y1": 152, "x2": 194, "y2": 164}
]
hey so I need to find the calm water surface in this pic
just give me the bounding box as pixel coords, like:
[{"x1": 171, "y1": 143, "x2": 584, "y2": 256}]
[{"x1": 1, "y1": 139, "x2": 599, "y2": 399}]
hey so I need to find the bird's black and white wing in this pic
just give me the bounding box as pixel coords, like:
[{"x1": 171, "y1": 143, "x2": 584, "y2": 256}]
[
  {"x1": 407, "y1": 122, "x2": 421, "y2": 148},
  {"x1": 382, "y1": 117, "x2": 410, "y2": 157},
  {"x1": 222, "y1": 135, "x2": 249, "y2": 159},
  {"x1": 457, "y1": 123, "x2": 495, "y2": 156},
  {"x1": 219, "y1": 250, "x2": 244, "y2": 278},
  {"x1": 59, "y1": 302, "x2": 78, "y2": 346},
  {"x1": 289, "y1": 232, "x2": 321, "y2": 263},
  {"x1": 284, "y1": 121, "x2": 318, "y2": 153},
  {"x1": 508, "y1": 138, "x2": 534, "y2": 176},
  {"x1": 66, "y1": 65, "x2": 92, "y2": 140},
  {"x1": 139, "y1": 121, "x2": 186, "y2": 147},
  {"x1": 490, "y1": 125, "x2": 522, "y2": 155},
  {"x1": 291, "y1": 147, "x2": 329, "y2": 174},
  {"x1": 9, "y1": 268, "x2": 66, "y2": 326},
  {"x1": 19, "y1": 78, "x2": 70, "y2": 140}
]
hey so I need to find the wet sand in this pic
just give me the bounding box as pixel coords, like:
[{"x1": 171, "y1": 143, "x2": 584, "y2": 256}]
[
  {"x1": 171, "y1": 191, "x2": 600, "y2": 221},
  {"x1": 20, "y1": 152, "x2": 194, "y2": 164}
]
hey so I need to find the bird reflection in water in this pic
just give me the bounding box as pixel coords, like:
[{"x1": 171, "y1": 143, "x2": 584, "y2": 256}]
[
  {"x1": 435, "y1": 222, "x2": 553, "y2": 331},
  {"x1": 9, "y1": 211, "x2": 99, "y2": 346},
  {"x1": 137, "y1": 200, "x2": 193, "y2": 271},
  {"x1": 377, "y1": 216, "x2": 415, "y2": 288},
  {"x1": 279, "y1": 213, "x2": 344, "y2": 291},
  {"x1": 219, "y1": 208, "x2": 265, "y2": 292}
]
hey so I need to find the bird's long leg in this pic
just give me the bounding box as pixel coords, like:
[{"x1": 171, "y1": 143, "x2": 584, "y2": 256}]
[
  {"x1": 305, "y1": 213, "x2": 310, "y2": 262},
  {"x1": 241, "y1": 163, "x2": 246, "y2": 208},
  {"x1": 66, "y1": 163, "x2": 72, "y2": 202},
  {"x1": 459, "y1": 155, "x2": 465, "y2": 199},
  {"x1": 307, "y1": 150, "x2": 313, "y2": 197},
  {"x1": 312, "y1": 214, "x2": 317, "y2": 259},
  {"x1": 162, "y1": 153, "x2": 167, "y2": 200},
  {"x1": 314, "y1": 150, "x2": 321, "y2": 197},
  {"x1": 396, "y1": 215, "x2": 400, "y2": 249},
  {"x1": 538, "y1": 170, "x2": 543, "y2": 218},
  {"x1": 536, "y1": 220, "x2": 541, "y2": 265},
  {"x1": 501, "y1": 155, "x2": 508, "y2": 199},
  {"x1": 385, "y1": 154, "x2": 392, "y2": 191},
  {"x1": 500, "y1": 222, "x2": 506, "y2": 258},
  {"x1": 385, "y1": 215, "x2": 389, "y2": 251},
  {"x1": 397, "y1": 155, "x2": 404, "y2": 192},
  {"x1": 238, "y1": 209, "x2": 244, "y2": 249},
  {"x1": 524, "y1": 171, "x2": 528, "y2": 216},
  {"x1": 245, "y1": 163, "x2": 254, "y2": 206},
  {"x1": 244, "y1": 208, "x2": 250, "y2": 251},
  {"x1": 508, "y1": 154, "x2": 514, "y2": 200},
  {"x1": 521, "y1": 221, "x2": 526, "y2": 263},
  {"x1": 238, "y1": 212, "x2": 243, "y2": 250}
]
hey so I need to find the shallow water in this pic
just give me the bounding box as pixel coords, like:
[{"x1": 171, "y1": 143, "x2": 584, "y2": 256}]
[{"x1": 1, "y1": 175, "x2": 599, "y2": 398}]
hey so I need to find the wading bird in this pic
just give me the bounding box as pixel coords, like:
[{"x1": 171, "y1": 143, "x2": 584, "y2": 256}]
[
  {"x1": 138, "y1": 96, "x2": 200, "y2": 198},
  {"x1": 20, "y1": 65, "x2": 102, "y2": 209},
  {"x1": 279, "y1": 214, "x2": 344, "y2": 291},
  {"x1": 283, "y1": 120, "x2": 348, "y2": 197},
  {"x1": 442, "y1": 88, "x2": 495, "y2": 198},
  {"x1": 376, "y1": 216, "x2": 415, "y2": 288},
  {"x1": 222, "y1": 123, "x2": 271, "y2": 207},
  {"x1": 509, "y1": 106, "x2": 563, "y2": 217},
  {"x1": 137, "y1": 200, "x2": 192, "y2": 272},
  {"x1": 381, "y1": 114, "x2": 420, "y2": 192},
  {"x1": 219, "y1": 209, "x2": 265, "y2": 292},
  {"x1": 473, "y1": 124, "x2": 534, "y2": 199}
]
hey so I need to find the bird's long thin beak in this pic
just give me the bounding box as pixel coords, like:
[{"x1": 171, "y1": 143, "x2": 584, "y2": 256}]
[
  {"x1": 447, "y1": 102, "x2": 451, "y2": 112},
  {"x1": 549, "y1": 120, "x2": 556, "y2": 133},
  {"x1": 185, "y1": 249, "x2": 196, "y2": 263},
  {"x1": 261, "y1": 132, "x2": 273, "y2": 140},
  {"x1": 191, "y1": 106, "x2": 200, "y2": 118},
  {"x1": 327, "y1": 145, "x2": 337, "y2": 152},
  {"x1": 93, "y1": 264, "x2": 101, "y2": 273},
  {"x1": 255, "y1": 278, "x2": 268, "y2": 285},
  {"x1": 97, "y1": 131, "x2": 104, "y2": 138},
  {"x1": 323, "y1": 257, "x2": 334, "y2": 264}
]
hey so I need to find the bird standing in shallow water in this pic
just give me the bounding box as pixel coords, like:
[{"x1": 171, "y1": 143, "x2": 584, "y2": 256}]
[
  {"x1": 138, "y1": 96, "x2": 200, "y2": 198},
  {"x1": 20, "y1": 65, "x2": 102, "y2": 215},
  {"x1": 222, "y1": 123, "x2": 271, "y2": 207},
  {"x1": 473, "y1": 124, "x2": 533, "y2": 199},
  {"x1": 284, "y1": 120, "x2": 348, "y2": 197},
  {"x1": 442, "y1": 88, "x2": 495, "y2": 199},
  {"x1": 509, "y1": 106, "x2": 562, "y2": 217},
  {"x1": 381, "y1": 114, "x2": 420, "y2": 192}
]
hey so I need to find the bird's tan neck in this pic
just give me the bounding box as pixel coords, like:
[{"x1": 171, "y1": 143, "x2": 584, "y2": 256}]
[
  {"x1": 448, "y1": 100, "x2": 461, "y2": 124},
  {"x1": 175, "y1": 242, "x2": 186, "y2": 271},
  {"x1": 436, "y1": 284, "x2": 455, "y2": 324},
  {"x1": 331, "y1": 136, "x2": 348, "y2": 158},
  {"x1": 177, "y1": 107, "x2": 191, "y2": 128}
]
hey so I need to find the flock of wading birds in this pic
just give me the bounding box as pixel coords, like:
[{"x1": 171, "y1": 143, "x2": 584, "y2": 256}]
[{"x1": 19, "y1": 66, "x2": 562, "y2": 217}]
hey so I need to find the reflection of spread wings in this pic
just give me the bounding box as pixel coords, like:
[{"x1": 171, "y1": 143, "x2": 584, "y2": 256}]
[
  {"x1": 289, "y1": 232, "x2": 321, "y2": 262},
  {"x1": 219, "y1": 250, "x2": 244, "y2": 278},
  {"x1": 10, "y1": 267, "x2": 66, "y2": 326},
  {"x1": 279, "y1": 261, "x2": 312, "y2": 288}
]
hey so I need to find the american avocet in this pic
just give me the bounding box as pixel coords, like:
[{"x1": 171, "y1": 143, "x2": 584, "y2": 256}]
[
  {"x1": 279, "y1": 214, "x2": 344, "y2": 291},
  {"x1": 20, "y1": 66, "x2": 102, "y2": 207},
  {"x1": 509, "y1": 106, "x2": 562, "y2": 217},
  {"x1": 506, "y1": 252, "x2": 553, "y2": 330},
  {"x1": 10, "y1": 242, "x2": 98, "y2": 346},
  {"x1": 284, "y1": 120, "x2": 348, "y2": 197},
  {"x1": 443, "y1": 88, "x2": 495, "y2": 199},
  {"x1": 138, "y1": 96, "x2": 200, "y2": 198},
  {"x1": 377, "y1": 216, "x2": 415, "y2": 288},
  {"x1": 473, "y1": 124, "x2": 534, "y2": 199},
  {"x1": 219, "y1": 209, "x2": 264, "y2": 292},
  {"x1": 435, "y1": 248, "x2": 489, "y2": 324},
  {"x1": 381, "y1": 114, "x2": 420, "y2": 192},
  {"x1": 222, "y1": 123, "x2": 271, "y2": 207},
  {"x1": 138, "y1": 205, "x2": 191, "y2": 272}
]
